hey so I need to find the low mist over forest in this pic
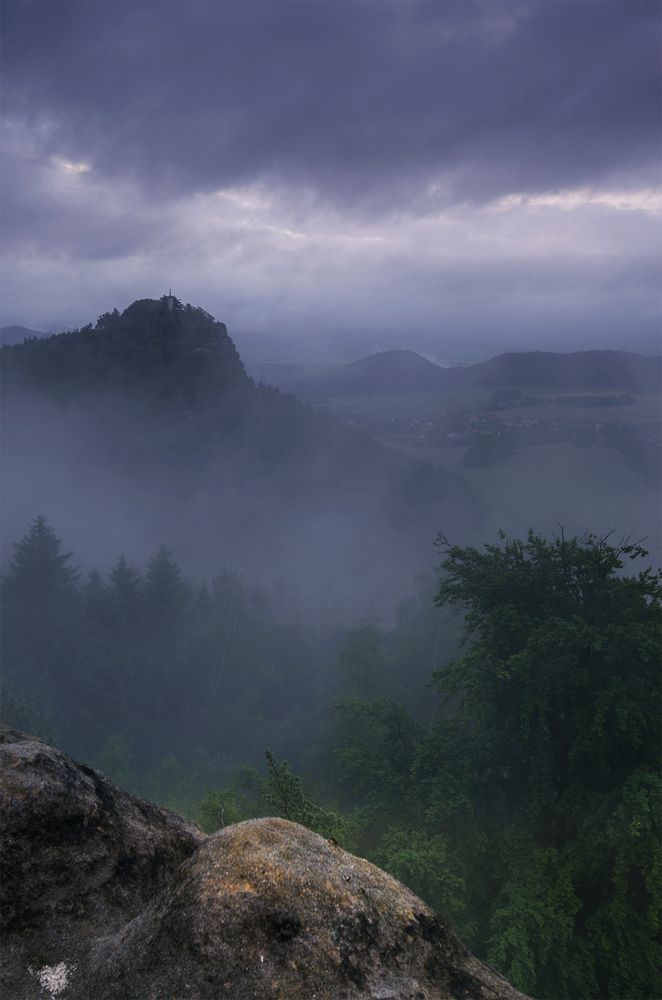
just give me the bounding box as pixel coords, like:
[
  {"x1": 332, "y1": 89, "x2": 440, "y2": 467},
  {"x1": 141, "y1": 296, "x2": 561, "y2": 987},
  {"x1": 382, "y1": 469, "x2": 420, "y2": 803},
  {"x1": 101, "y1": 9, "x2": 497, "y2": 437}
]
[
  {"x1": 1, "y1": 297, "x2": 486, "y2": 616},
  {"x1": 3, "y1": 296, "x2": 659, "y2": 607},
  {"x1": 1, "y1": 296, "x2": 660, "y2": 999},
  {"x1": 1, "y1": 2, "x2": 660, "y2": 998}
]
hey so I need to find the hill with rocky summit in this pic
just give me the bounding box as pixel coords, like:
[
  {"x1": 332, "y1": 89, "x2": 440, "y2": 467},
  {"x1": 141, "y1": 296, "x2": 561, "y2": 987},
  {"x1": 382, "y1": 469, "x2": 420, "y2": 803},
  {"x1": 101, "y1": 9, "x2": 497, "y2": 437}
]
[
  {"x1": 0, "y1": 297, "x2": 248, "y2": 402},
  {"x1": 1, "y1": 727, "x2": 529, "y2": 1000},
  {"x1": 0, "y1": 296, "x2": 484, "y2": 613}
]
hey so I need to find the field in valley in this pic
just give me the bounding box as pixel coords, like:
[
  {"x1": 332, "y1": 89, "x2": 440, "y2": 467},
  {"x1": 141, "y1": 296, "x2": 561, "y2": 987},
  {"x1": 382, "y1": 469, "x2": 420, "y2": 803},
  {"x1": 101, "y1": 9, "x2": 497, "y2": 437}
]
[{"x1": 315, "y1": 384, "x2": 662, "y2": 564}]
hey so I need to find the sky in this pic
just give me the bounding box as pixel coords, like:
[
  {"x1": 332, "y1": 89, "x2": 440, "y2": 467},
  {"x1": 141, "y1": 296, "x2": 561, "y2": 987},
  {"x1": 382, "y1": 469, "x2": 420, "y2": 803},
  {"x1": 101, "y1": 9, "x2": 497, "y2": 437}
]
[{"x1": 1, "y1": 0, "x2": 660, "y2": 361}]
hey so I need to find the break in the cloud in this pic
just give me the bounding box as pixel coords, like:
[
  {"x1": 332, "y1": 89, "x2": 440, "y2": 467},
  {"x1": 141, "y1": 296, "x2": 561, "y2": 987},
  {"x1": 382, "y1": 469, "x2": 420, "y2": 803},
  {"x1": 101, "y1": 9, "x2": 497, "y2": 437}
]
[{"x1": 1, "y1": 1, "x2": 660, "y2": 358}]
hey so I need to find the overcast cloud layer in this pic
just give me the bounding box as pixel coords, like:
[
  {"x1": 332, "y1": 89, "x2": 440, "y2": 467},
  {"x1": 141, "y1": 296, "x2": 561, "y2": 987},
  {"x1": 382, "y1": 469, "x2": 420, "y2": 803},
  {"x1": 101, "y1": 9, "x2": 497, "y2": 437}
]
[{"x1": 1, "y1": 1, "x2": 660, "y2": 359}]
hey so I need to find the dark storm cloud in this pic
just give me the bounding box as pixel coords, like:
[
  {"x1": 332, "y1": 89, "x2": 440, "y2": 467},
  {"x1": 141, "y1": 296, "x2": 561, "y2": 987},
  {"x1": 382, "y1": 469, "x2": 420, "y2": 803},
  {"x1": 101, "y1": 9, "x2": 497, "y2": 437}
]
[
  {"x1": 0, "y1": 136, "x2": 166, "y2": 260},
  {"x1": 2, "y1": 0, "x2": 659, "y2": 208}
]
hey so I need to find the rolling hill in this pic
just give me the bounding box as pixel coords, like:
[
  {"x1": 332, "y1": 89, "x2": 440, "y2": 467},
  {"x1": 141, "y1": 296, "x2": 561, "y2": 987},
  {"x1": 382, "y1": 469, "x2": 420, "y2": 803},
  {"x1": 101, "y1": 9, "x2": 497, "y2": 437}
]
[
  {"x1": 294, "y1": 349, "x2": 447, "y2": 398},
  {"x1": 294, "y1": 348, "x2": 661, "y2": 398},
  {"x1": 445, "y1": 349, "x2": 661, "y2": 392}
]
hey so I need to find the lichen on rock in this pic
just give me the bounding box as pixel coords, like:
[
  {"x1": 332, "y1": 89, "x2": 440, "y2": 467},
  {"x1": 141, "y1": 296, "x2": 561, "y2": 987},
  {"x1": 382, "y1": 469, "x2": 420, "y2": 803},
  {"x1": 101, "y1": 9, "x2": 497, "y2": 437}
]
[
  {"x1": 0, "y1": 726, "x2": 204, "y2": 999},
  {"x1": 1, "y1": 727, "x2": 530, "y2": 1000},
  {"x1": 81, "y1": 817, "x2": 530, "y2": 1000}
]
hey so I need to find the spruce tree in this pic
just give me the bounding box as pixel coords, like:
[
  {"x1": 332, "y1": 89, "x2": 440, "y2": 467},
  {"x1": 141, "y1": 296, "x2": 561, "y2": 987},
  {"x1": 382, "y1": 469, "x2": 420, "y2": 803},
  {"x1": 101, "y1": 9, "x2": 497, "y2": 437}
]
[
  {"x1": 83, "y1": 569, "x2": 109, "y2": 630},
  {"x1": 1, "y1": 516, "x2": 80, "y2": 725},
  {"x1": 106, "y1": 554, "x2": 143, "y2": 717},
  {"x1": 142, "y1": 545, "x2": 190, "y2": 626},
  {"x1": 108, "y1": 554, "x2": 142, "y2": 630},
  {"x1": 140, "y1": 545, "x2": 191, "y2": 731}
]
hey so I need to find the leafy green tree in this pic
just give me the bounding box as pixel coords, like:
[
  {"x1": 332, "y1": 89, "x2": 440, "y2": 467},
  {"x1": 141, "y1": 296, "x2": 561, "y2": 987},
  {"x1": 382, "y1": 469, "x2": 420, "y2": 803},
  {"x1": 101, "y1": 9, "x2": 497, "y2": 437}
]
[
  {"x1": 326, "y1": 531, "x2": 660, "y2": 998},
  {"x1": 433, "y1": 530, "x2": 661, "y2": 838},
  {"x1": 374, "y1": 827, "x2": 467, "y2": 928},
  {"x1": 196, "y1": 765, "x2": 263, "y2": 833},
  {"x1": 191, "y1": 753, "x2": 355, "y2": 845},
  {"x1": 263, "y1": 750, "x2": 349, "y2": 842},
  {"x1": 390, "y1": 577, "x2": 461, "y2": 719},
  {"x1": 425, "y1": 530, "x2": 662, "y2": 998},
  {"x1": 332, "y1": 699, "x2": 421, "y2": 822}
]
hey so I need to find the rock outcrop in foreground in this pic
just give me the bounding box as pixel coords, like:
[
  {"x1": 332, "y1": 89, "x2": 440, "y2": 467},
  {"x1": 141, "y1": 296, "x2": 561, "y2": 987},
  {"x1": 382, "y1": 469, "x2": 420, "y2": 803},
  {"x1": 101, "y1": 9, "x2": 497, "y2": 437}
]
[{"x1": 1, "y1": 728, "x2": 530, "y2": 1000}]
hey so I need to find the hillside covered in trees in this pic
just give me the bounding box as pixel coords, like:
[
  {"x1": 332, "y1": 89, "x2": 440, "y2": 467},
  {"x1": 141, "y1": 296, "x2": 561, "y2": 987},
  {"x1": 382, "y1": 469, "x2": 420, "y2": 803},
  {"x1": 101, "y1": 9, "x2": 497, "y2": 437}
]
[
  {"x1": 1, "y1": 297, "x2": 660, "y2": 1000},
  {"x1": 1, "y1": 521, "x2": 659, "y2": 999},
  {"x1": 1, "y1": 297, "x2": 483, "y2": 613}
]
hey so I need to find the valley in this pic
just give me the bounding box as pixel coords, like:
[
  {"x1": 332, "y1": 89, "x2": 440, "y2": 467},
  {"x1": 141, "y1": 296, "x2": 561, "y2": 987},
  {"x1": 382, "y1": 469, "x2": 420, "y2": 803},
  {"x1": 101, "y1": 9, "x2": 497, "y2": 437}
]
[{"x1": 305, "y1": 378, "x2": 662, "y2": 563}]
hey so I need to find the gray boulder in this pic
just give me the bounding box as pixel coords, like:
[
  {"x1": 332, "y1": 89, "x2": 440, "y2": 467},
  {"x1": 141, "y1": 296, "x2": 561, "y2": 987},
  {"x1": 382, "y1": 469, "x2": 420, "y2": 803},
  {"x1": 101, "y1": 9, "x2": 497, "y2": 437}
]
[
  {"x1": 82, "y1": 817, "x2": 530, "y2": 1000},
  {"x1": 1, "y1": 728, "x2": 530, "y2": 1000},
  {"x1": 0, "y1": 726, "x2": 204, "y2": 999}
]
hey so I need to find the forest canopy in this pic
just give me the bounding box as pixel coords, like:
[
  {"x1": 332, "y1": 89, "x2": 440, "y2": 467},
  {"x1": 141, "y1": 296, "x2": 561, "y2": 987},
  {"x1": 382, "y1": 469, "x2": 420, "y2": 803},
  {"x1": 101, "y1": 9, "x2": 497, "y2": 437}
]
[{"x1": 1, "y1": 521, "x2": 660, "y2": 999}]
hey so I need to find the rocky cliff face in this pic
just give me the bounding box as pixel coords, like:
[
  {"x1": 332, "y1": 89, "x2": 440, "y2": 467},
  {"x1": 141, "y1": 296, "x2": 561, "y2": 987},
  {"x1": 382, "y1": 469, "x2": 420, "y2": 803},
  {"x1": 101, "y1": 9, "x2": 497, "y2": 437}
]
[{"x1": 1, "y1": 727, "x2": 530, "y2": 1000}]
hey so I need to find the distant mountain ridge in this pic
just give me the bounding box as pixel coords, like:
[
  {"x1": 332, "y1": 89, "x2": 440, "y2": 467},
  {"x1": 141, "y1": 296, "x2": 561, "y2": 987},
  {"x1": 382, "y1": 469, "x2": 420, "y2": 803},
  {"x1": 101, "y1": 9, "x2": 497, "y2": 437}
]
[
  {"x1": 295, "y1": 348, "x2": 662, "y2": 398},
  {"x1": 448, "y1": 349, "x2": 661, "y2": 392},
  {"x1": 0, "y1": 325, "x2": 46, "y2": 346}
]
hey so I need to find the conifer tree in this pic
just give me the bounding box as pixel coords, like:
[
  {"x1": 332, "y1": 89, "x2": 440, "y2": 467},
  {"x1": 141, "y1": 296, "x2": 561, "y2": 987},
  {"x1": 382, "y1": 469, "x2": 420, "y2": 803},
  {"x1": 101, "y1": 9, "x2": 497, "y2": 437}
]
[
  {"x1": 2, "y1": 515, "x2": 79, "y2": 608},
  {"x1": 83, "y1": 569, "x2": 109, "y2": 630},
  {"x1": 103, "y1": 554, "x2": 144, "y2": 716},
  {"x1": 140, "y1": 545, "x2": 191, "y2": 728},
  {"x1": 1, "y1": 516, "x2": 81, "y2": 718},
  {"x1": 142, "y1": 545, "x2": 190, "y2": 626},
  {"x1": 108, "y1": 554, "x2": 142, "y2": 629}
]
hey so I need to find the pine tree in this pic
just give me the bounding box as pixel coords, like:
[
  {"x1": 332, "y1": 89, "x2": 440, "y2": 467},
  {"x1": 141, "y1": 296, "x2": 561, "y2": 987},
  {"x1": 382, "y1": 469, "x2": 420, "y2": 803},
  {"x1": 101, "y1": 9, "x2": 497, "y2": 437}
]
[
  {"x1": 142, "y1": 545, "x2": 190, "y2": 626},
  {"x1": 108, "y1": 554, "x2": 142, "y2": 630},
  {"x1": 104, "y1": 554, "x2": 143, "y2": 717},
  {"x1": 83, "y1": 569, "x2": 109, "y2": 630},
  {"x1": 1, "y1": 516, "x2": 81, "y2": 722},
  {"x1": 2, "y1": 515, "x2": 79, "y2": 609},
  {"x1": 140, "y1": 545, "x2": 191, "y2": 730}
]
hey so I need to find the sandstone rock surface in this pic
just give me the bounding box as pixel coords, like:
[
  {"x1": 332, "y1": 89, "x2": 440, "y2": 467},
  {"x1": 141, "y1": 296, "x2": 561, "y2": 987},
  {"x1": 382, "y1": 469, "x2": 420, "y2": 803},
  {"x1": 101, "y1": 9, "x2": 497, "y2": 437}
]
[
  {"x1": 81, "y1": 817, "x2": 530, "y2": 1000},
  {"x1": 0, "y1": 726, "x2": 204, "y2": 999},
  {"x1": 1, "y1": 728, "x2": 530, "y2": 1000}
]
